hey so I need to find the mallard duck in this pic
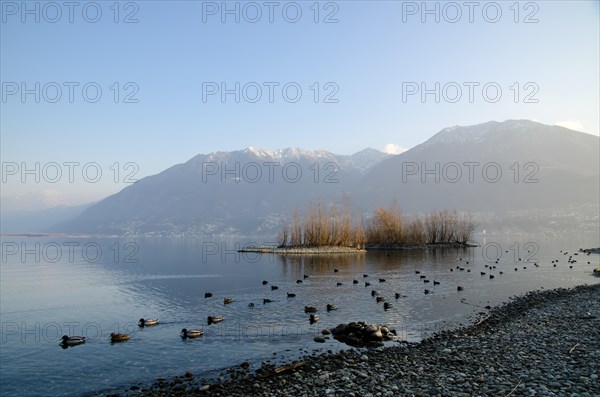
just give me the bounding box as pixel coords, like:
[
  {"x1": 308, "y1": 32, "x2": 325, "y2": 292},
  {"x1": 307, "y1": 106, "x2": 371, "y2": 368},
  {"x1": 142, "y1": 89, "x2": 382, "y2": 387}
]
[
  {"x1": 309, "y1": 314, "x2": 319, "y2": 324},
  {"x1": 110, "y1": 333, "x2": 129, "y2": 342},
  {"x1": 181, "y1": 328, "x2": 203, "y2": 339},
  {"x1": 60, "y1": 335, "x2": 86, "y2": 346},
  {"x1": 207, "y1": 316, "x2": 224, "y2": 325},
  {"x1": 138, "y1": 318, "x2": 159, "y2": 327},
  {"x1": 224, "y1": 298, "x2": 233, "y2": 304},
  {"x1": 304, "y1": 306, "x2": 317, "y2": 313}
]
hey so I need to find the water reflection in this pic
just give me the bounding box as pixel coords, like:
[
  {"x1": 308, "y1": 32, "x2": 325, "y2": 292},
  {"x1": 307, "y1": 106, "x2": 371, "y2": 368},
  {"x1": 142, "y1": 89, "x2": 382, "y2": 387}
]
[{"x1": 1, "y1": 235, "x2": 598, "y2": 397}]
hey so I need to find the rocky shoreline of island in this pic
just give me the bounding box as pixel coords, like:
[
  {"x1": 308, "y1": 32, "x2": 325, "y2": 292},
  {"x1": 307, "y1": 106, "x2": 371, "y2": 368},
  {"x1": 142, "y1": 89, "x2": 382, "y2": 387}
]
[{"x1": 238, "y1": 242, "x2": 478, "y2": 255}]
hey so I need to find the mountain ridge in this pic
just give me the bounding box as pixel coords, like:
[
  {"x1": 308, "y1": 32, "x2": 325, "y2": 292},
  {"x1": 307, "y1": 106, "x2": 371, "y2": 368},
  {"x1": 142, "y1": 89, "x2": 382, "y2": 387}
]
[{"x1": 49, "y1": 120, "x2": 600, "y2": 236}]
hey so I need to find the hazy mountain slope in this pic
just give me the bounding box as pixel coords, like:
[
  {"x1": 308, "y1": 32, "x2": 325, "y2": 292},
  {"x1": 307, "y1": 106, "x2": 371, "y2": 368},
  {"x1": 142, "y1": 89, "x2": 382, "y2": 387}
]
[{"x1": 360, "y1": 120, "x2": 599, "y2": 213}]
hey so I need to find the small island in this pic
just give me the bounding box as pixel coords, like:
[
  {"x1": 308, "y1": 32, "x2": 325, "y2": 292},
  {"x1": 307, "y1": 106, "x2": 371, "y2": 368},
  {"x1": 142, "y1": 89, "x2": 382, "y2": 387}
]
[{"x1": 240, "y1": 202, "x2": 476, "y2": 254}]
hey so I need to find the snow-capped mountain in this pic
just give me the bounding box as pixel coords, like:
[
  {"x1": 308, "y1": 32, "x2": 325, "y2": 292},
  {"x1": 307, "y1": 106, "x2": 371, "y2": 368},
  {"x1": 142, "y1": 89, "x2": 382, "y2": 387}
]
[
  {"x1": 52, "y1": 148, "x2": 390, "y2": 236},
  {"x1": 51, "y1": 120, "x2": 599, "y2": 236}
]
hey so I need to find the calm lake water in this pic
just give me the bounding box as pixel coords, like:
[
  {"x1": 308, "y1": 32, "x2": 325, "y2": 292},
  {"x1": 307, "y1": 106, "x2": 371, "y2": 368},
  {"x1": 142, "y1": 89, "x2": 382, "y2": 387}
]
[{"x1": 1, "y1": 234, "x2": 599, "y2": 396}]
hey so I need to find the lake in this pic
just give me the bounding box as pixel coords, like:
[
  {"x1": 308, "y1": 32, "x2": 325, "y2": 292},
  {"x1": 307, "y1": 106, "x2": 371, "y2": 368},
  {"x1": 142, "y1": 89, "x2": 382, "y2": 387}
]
[{"x1": 1, "y1": 234, "x2": 598, "y2": 396}]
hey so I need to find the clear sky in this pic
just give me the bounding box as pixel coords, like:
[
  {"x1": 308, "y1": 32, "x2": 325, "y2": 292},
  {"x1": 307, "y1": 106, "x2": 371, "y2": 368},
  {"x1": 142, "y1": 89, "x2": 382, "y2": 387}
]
[{"x1": 1, "y1": 0, "x2": 599, "y2": 211}]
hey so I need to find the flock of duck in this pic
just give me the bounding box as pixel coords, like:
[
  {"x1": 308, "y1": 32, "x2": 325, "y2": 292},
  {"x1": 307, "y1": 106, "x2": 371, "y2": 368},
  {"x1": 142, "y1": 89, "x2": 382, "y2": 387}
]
[
  {"x1": 60, "y1": 318, "x2": 161, "y2": 347},
  {"x1": 59, "y1": 248, "x2": 595, "y2": 348}
]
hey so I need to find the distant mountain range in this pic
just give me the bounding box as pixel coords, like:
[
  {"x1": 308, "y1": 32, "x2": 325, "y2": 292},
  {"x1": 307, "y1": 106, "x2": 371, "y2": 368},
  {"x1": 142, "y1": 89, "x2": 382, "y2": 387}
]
[{"x1": 49, "y1": 120, "x2": 599, "y2": 236}]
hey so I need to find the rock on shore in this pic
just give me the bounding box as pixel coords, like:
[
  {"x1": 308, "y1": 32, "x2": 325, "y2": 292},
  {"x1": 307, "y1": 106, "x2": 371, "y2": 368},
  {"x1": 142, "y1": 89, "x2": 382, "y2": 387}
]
[{"x1": 112, "y1": 284, "x2": 600, "y2": 397}]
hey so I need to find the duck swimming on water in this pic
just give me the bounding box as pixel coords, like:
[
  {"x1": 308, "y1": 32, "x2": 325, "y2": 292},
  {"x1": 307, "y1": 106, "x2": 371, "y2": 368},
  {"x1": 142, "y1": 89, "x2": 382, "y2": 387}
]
[
  {"x1": 110, "y1": 333, "x2": 129, "y2": 342},
  {"x1": 207, "y1": 316, "x2": 224, "y2": 325},
  {"x1": 138, "y1": 318, "x2": 159, "y2": 327},
  {"x1": 60, "y1": 335, "x2": 86, "y2": 347},
  {"x1": 180, "y1": 328, "x2": 203, "y2": 339}
]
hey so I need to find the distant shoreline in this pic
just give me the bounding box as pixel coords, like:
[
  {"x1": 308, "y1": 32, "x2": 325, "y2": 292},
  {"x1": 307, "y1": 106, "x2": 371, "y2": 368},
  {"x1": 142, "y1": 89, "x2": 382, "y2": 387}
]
[{"x1": 238, "y1": 242, "x2": 477, "y2": 254}]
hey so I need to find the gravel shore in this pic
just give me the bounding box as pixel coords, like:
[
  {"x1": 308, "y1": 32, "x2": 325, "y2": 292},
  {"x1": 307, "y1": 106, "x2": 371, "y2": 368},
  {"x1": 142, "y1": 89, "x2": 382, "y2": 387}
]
[{"x1": 115, "y1": 283, "x2": 599, "y2": 397}]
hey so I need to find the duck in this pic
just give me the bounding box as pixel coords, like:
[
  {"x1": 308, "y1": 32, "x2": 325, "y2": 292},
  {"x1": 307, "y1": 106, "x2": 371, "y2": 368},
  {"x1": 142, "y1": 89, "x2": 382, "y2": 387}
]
[
  {"x1": 180, "y1": 328, "x2": 203, "y2": 339},
  {"x1": 423, "y1": 279, "x2": 430, "y2": 283},
  {"x1": 110, "y1": 333, "x2": 130, "y2": 342},
  {"x1": 363, "y1": 274, "x2": 369, "y2": 278},
  {"x1": 326, "y1": 304, "x2": 338, "y2": 311},
  {"x1": 353, "y1": 279, "x2": 359, "y2": 284},
  {"x1": 138, "y1": 318, "x2": 159, "y2": 327},
  {"x1": 378, "y1": 278, "x2": 386, "y2": 283},
  {"x1": 334, "y1": 269, "x2": 339, "y2": 273},
  {"x1": 419, "y1": 275, "x2": 426, "y2": 279},
  {"x1": 271, "y1": 285, "x2": 279, "y2": 291},
  {"x1": 457, "y1": 286, "x2": 464, "y2": 291},
  {"x1": 371, "y1": 290, "x2": 379, "y2": 297},
  {"x1": 224, "y1": 298, "x2": 233, "y2": 304},
  {"x1": 433, "y1": 281, "x2": 440, "y2": 286},
  {"x1": 304, "y1": 306, "x2": 317, "y2": 313},
  {"x1": 60, "y1": 335, "x2": 86, "y2": 347},
  {"x1": 489, "y1": 275, "x2": 495, "y2": 279},
  {"x1": 309, "y1": 314, "x2": 319, "y2": 324},
  {"x1": 336, "y1": 282, "x2": 343, "y2": 287},
  {"x1": 394, "y1": 293, "x2": 406, "y2": 299},
  {"x1": 364, "y1": 282, "x2": 371, "y2": 287},
  {"x1": 207, "y1": 316, "x2": 224, "y2": 325},
  {"x1": 424, "y1": 289, "x2": 431, "y2": 294},
  {"x1": 303, "y1": 274, "x2": 309, "y2": 279},
  {"x1": 262, "y1": 280, "x2": 268, "y2": 285},
  {"x1": 263, "y1": 298, "x2": 273, "y2": 304},
  {"x1": 204, "y1": 292, "x2": 213, "y2": 298},
  {"x1": 296, "y1": 279, "x2": 303, "y2": 284},
  {"x1": 383, "y1": 302, "x2": 393, "y2": 310},
  {"x1": 287, "y1": 292, "x2": 296, "y2": 298},
  {"x1": 376, "y1": 296, "x2": 385, "y2": 303},
  {"x1": 248, "y1": 302, "x2": 255, "y2": 307}
]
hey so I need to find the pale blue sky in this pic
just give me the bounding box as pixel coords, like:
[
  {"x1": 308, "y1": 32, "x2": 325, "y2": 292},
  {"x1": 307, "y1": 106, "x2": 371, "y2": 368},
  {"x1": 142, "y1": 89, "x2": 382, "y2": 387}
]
[{"x1": 1, "y1": 0, "x2": 599, "y2": 211}]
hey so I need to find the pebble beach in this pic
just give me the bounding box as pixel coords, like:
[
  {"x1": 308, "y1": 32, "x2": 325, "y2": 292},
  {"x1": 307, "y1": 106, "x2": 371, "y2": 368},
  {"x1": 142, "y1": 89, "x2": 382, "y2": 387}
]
[{"x1": 111, "y1": 282, "x2": 600, "y2": 397}]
